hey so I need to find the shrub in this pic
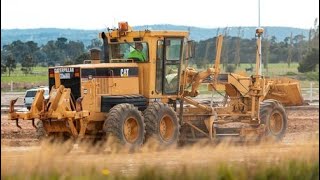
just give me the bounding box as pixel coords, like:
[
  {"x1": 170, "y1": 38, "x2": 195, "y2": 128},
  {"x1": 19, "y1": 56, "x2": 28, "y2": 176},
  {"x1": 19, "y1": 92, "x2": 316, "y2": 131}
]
[
  {"x1": 298, "y1": 48, "x2": 319, "y2": 73},
  {"x1": 285, "y1": 71, "x2": 297, "y2": 76},
  {"x1": 226, "y1": 64, "x2": 236, "y2": 73}
]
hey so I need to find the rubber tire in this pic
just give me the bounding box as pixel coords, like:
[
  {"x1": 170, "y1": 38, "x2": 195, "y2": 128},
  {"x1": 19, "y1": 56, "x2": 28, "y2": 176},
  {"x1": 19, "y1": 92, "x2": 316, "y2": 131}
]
[
  {"x1": 259, "y1": 99, "x2": 287, "y2": 141},
  {"x1": 103, "y1": 103, "x2": 145, "y2": 148},
  {"x1": 144, "y1": 102, "x2": 180, "y2": 146}
]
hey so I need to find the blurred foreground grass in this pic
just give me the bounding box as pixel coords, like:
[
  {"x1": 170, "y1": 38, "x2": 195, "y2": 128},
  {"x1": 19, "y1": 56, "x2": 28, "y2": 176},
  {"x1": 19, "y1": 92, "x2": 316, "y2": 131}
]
[
  {"x1": 2, "y1": 159, "x2": 318, "y2": 180},
  {"x1": 1, "y1": 139, "x2": 318, "y2": 180}
]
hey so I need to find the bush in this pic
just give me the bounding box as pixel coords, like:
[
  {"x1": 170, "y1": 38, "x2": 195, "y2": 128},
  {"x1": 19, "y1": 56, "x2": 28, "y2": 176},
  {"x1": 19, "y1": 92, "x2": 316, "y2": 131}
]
[
  {"x1": 1, "y1": 63, "x2": 6, "y2": 74},
  {"x1": 305, "y1": 72, "x2": 319, "y2": 81},
  {"x1": 298, "y1": 48, "x2": 319, "y2": 73},
  {"x1": 21, "y1": 67, "x2": 32, "y2": 75},
  {"x1": 285, "y1": 71, "x2": 297, "y2": 76},
  {"x1": 225, "y1": 64, "x2": 236, "y2": 73},
  {"x1": 63, "y1": 59, "x2": 74, "y2": 65},
  {"x1": 297, "y1": 72, "x2": 319, "y2": 81}
]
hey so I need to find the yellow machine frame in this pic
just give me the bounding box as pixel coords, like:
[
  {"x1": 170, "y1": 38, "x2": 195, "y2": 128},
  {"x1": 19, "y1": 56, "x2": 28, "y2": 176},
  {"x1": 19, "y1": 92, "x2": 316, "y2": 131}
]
[{"x1": 8, "y1": 22, "x2": 304, "y2": 144}]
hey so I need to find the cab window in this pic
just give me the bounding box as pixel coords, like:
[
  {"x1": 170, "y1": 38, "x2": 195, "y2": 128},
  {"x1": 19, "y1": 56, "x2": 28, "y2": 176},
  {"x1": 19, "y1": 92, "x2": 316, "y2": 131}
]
[
  {"x1": 109, "y1": 42, "x2": 149, "y2": 62},
  {"x1": 163, "y1": 38, "x2": 182, "y2": 94}
]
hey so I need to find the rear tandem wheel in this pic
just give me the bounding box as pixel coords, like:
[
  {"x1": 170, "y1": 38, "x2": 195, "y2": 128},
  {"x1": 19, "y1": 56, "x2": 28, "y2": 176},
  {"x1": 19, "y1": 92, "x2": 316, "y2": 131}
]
[
  {"x1": 144, "y1": 102, "x2": 180, "y2": 147},
  {"x1": 103, "y1": 103, "x2": 145, "y2": 149},
  {"x1": 259, "y1": 99, "x2": 287, "y2": 141}
]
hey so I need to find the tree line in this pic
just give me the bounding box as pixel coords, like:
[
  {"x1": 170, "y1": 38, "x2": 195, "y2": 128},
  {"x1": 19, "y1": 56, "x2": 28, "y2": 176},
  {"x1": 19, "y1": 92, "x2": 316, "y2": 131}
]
[
  {"x1": 1, "y1": 25, "x2": 319, "y2": 76},
  {"x1": 1, "y1": 37, "x2": 101, "y2": 76},
  {"x1": 192, "y1": 25, "x2": 319, "y2": 73}
]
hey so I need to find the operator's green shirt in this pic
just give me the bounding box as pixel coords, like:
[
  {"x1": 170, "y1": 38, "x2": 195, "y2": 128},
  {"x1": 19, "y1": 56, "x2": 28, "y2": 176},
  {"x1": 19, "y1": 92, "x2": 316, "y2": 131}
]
[{"x1": 127, "y1": 50, "x2": 146, "y2": 62}]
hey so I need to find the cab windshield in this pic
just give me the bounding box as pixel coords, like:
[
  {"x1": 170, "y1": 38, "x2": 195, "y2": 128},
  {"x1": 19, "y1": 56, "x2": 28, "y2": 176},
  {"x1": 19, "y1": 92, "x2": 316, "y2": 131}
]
[{"x1": 109, "y1": 42, "x2": 149, "y2": 62}]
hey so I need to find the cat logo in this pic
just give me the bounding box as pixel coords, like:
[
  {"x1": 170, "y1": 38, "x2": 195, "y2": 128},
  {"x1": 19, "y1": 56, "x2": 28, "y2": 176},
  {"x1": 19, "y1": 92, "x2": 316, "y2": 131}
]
[{"x1": 120, "y1": 68, "x2": 129, "y2": 77}]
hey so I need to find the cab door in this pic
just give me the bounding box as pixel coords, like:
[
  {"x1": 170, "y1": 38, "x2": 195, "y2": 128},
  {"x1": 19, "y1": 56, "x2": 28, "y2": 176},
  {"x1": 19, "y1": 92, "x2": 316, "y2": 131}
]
[{"x1": 155, "y1": 38, "x2": 183, "y2": 95}]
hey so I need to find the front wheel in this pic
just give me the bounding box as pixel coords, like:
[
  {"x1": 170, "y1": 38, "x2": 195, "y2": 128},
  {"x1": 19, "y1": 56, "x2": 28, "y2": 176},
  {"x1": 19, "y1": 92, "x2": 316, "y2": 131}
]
[{"x1": 259, "y1": 99, "x2": 287, "y2": 141}]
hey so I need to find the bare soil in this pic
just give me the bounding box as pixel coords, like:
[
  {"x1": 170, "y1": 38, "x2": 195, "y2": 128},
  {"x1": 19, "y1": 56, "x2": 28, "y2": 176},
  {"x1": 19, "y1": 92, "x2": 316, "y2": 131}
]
[
  {"x1": 1, "y1": 92, "x2": 319, "y2": 176},
  {"x1": 1, "y1": 91, "x2": 319, "y2": 146},
  {"x1": 1, "y1": 106, "x2": 318, "y2": 147}
]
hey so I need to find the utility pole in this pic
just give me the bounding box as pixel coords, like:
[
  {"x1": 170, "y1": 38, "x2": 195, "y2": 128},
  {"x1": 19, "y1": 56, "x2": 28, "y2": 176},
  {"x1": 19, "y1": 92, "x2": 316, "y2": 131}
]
[
  {"x1": 258, "y1": 0, "x2": 261, "y2": 27},
  {"x1": 258, "y1": 0, "x2": 262, "y2": 75}
]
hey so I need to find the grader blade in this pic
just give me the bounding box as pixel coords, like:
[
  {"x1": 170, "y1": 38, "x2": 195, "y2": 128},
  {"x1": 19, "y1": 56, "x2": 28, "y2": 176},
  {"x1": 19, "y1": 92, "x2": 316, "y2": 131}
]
[{"x1": 265, "y1": 78, "x2": 304, "y2": 106}]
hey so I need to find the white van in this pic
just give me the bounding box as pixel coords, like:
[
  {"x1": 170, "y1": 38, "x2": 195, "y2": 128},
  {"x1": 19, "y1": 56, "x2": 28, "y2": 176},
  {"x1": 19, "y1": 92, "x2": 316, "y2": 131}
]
[{"x1": 24, "y1": 86, "x2": 49, "y2": 110}]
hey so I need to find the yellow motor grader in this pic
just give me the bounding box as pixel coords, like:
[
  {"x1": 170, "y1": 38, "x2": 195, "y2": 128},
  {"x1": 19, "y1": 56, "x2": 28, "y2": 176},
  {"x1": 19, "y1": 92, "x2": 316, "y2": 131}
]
[{"x1": 8, "y1": 22, "x2": 304, "y2": 148}]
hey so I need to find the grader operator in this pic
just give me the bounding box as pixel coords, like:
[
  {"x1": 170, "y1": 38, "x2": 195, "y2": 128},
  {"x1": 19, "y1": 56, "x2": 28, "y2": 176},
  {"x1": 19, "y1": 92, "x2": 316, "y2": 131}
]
[{"x1": 8, "y1": 22, "x2": 304, "y2": 149}]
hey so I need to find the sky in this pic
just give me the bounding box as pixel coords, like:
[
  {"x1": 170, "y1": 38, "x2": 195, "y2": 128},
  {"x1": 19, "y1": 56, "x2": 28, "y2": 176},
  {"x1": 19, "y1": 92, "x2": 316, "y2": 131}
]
[{"x1": 1, "y1": 0, "x2": 319, "y2": 30}]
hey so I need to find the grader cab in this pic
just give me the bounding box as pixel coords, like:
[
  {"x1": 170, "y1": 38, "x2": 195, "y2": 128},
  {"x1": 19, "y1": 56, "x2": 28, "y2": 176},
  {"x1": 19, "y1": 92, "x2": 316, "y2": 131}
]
[{"x1": 8, "y1": 22, "x2": 304, "y2": 149}]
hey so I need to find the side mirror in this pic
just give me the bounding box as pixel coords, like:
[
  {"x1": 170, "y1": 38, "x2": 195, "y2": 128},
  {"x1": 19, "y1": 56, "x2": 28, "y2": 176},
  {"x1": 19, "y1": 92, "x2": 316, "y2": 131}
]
[{"x1": 187, "y1": 40, "x2": 195, "y2": 59}]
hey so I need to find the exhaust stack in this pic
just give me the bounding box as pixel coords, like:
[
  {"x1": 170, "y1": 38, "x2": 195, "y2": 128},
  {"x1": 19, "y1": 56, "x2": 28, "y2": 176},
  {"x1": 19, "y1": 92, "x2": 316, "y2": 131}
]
[{"x1": 90, "y1": 48, "x2": 101, "y2": 64}]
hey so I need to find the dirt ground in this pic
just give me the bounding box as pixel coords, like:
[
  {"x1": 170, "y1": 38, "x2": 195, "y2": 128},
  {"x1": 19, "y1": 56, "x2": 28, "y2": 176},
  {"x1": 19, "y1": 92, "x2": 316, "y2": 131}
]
[
  {"x1": 1, "y1": 91, "x2": 318, "y2": 146},
  {"x1": 1, "y1": 109, "x2": 318, "y2": 147},
  {"x1": 1, "y1": 93, "x2": 319, "y2": 176}
]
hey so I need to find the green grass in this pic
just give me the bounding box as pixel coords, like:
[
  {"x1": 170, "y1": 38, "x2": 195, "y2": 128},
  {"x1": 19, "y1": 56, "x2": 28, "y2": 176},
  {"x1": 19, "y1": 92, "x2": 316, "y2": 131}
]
[
  {"x1": 1, "y1": 75, "x2": 48, "y2": 83},
  {"x1": 2, "y1": 65, "x2": 48, "y2": 75},
  {"x1": 1, "y1": 65, "x2": 48, "y2": 84},
  {"x1": 1, "y1": 63, "x2": 318, "y2": 90},
  {"x1": 260, "y1": 63, "x2": 300, "y2": 76},
  {"x1": 198, "y1": 62, "x2": 319, "y2": 89},
  {"x1": 196, "y1": 62, "x2": 311, "y2": 78}
]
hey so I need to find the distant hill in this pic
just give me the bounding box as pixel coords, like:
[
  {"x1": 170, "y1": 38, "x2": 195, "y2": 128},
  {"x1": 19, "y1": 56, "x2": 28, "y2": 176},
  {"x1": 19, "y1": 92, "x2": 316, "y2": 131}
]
[
  {"x1": 1, "y1": 28, "x2": 100, "y2": 48},
  {"x1": 134, "y1": 25, "x2": 309, "y2": 42},
  {"x1": 1, "y1": 25, "x2": 309, "y2": 48}
]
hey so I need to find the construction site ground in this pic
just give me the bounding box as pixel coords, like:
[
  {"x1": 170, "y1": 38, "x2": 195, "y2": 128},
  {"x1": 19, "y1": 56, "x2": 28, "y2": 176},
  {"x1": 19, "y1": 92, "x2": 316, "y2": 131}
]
[{"x1": 1, "y1": 92, "x2": 319, "y2": 175}]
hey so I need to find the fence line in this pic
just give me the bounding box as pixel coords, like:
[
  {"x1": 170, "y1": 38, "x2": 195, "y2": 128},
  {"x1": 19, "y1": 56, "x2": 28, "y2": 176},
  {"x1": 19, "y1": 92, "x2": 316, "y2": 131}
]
[
  {"x1": 1, "y1": 81, "x2": 48, "y2": 92},
  {"x1": 1, "y1": 73, "x2": 47, "y2": 77}
]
